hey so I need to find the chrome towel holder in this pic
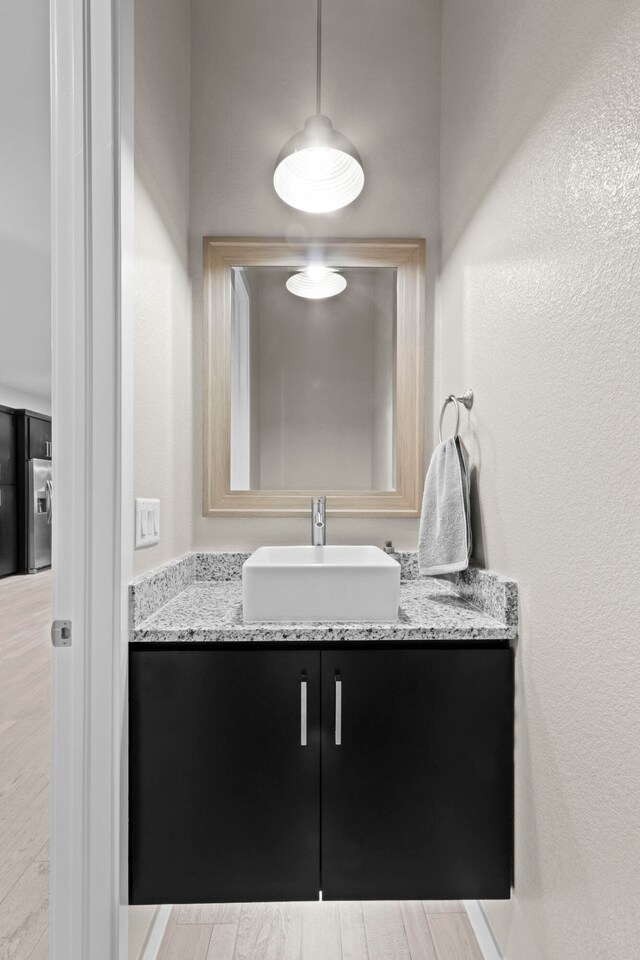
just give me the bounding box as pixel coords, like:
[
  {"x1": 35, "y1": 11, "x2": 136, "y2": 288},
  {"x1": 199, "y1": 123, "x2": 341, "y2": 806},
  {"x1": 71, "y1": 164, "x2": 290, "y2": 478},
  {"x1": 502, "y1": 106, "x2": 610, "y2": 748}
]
[{"x1": 438, "y1": 389, "x2": 474, "y2": 443}]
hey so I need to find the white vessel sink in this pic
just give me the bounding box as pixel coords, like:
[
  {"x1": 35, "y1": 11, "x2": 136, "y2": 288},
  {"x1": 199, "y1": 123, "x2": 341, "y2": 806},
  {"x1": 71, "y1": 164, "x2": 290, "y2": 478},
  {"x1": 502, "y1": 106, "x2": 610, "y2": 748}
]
[{"x1": 243, "y1": 545, "x2": 401, "y2": 623}]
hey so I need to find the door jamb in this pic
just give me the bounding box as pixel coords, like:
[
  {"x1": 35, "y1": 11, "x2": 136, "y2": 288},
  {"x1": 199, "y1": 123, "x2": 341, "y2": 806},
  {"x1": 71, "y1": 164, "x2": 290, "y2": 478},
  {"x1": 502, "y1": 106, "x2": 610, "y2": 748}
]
[{"x1": 49, "y1": 0, "x2": 133, "y2": 956}]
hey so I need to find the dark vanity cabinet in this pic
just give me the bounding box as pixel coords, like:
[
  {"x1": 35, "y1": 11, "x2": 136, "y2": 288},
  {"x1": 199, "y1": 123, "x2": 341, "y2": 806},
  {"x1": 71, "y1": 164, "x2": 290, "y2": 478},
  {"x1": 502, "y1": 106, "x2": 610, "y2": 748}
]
[
  {"x1": 129, "y1": 649, "x2": 321, "y2": 904},
  {"x1": 129, "y1": 644, "x2": 513, "y2": 905},
  {"x1": 320, "y1": 649, "x2": 512, "y2": 900}
]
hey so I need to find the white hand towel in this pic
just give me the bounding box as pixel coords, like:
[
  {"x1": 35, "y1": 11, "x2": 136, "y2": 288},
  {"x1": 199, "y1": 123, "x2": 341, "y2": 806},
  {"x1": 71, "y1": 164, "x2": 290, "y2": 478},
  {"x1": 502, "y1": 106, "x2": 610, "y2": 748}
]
[{"x1": 418, "y1": 436, "x2": 471, "y2": 576}]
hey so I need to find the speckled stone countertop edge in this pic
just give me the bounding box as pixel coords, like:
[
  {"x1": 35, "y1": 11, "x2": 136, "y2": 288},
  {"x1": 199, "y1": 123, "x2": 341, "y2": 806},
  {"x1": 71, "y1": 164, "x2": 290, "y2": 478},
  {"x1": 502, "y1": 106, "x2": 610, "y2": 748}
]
[
  {"x1": 129, "y1": 550, "x2": 518, "y2": 636},
  {"x1": 133, "y1": 625, "x2": 514, "y2": 643}
]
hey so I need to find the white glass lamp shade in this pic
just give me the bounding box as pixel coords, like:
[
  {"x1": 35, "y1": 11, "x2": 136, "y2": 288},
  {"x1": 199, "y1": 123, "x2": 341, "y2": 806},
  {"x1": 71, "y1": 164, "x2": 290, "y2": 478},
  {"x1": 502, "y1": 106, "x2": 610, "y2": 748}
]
[
  {"x1": 286, "y1": 266, "x2": 347, "y2": 299},
  {"x1": 274, "y1": 115, "x2": 364, "y2": 213}
]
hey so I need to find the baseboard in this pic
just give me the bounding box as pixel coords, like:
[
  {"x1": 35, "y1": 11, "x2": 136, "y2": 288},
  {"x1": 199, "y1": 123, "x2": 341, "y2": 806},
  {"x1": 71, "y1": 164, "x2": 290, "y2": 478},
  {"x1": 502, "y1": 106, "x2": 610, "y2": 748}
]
[
  {"x1": 141, "y1": 904, "x2": 173, "y2": 960},
  {"x1": 462, "y1": 900, "x2": 505, "y2": 960}
]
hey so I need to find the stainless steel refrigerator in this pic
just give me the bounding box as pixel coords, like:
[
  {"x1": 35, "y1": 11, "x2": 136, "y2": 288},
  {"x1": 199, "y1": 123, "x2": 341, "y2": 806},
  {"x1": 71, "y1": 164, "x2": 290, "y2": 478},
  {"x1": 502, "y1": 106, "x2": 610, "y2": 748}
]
[{"x1": 28, "y1": 458, "x2": 52, "y2": 572}]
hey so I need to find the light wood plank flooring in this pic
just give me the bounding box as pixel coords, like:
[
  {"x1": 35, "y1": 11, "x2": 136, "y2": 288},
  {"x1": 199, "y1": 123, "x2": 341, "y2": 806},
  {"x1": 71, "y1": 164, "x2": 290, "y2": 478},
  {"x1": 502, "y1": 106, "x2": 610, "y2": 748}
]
[
  {"x1": 0, "y1": 572, "x2": 51, "y2": 960},
  {"x1": 159, "y1": 900, "x2": 483, "y2": 960}
]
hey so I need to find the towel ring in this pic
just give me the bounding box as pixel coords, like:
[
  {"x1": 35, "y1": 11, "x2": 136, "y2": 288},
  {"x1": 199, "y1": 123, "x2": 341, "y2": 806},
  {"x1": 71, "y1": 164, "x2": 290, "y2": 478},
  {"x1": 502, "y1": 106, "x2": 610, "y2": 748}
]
[{"x1": 438, "y1": 389, "x2": 474, "y2": 443}]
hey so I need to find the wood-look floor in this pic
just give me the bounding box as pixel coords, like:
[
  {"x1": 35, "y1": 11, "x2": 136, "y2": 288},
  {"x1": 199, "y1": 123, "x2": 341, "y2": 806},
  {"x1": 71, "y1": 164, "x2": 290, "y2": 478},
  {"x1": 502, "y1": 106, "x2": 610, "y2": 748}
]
[
  {"x1": 158, "y1": 900, "x2": 484, "y2": 960},
  {"x1": 0, "y1": 571, "x2": 51, "y2": 960}
]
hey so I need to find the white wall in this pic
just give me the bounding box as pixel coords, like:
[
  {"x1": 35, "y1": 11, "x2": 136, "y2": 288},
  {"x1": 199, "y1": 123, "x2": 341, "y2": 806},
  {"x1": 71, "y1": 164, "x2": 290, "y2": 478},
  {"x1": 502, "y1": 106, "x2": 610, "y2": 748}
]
[
  {"x1": 0, "y1": 384, "x2": 51, "y2": 416},
  {"x1": 132, "y1": 0, "x2": 193, "y2": 577},
  {"x1": 128, "y1": 904, "x2": 157, "y2": 960},
  {"x1": 439, "y1": 2, "x2": 640, "y2": 958},
  {"x1": 190, "y1": 0, "x2": 440, "y2": 549},
  {"x1": 0, "y1": 2, "x2": 51, "y2": 404},
  {"x1": 130, "y1": 0, "x2": 193, "y2": 945}
]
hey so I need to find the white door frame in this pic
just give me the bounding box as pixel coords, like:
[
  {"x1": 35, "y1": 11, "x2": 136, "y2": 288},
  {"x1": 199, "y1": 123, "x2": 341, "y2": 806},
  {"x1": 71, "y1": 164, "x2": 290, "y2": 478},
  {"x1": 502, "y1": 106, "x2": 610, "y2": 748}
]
[{"x1": 49, "y1": 0, "x2": 133, "y2": 956}]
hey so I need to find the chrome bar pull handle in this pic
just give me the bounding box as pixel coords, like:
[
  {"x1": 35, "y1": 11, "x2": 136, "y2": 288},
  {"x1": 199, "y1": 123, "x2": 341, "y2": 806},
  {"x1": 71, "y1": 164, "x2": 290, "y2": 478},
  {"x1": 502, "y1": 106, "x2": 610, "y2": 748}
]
[
  {"x1": 301, "y1": 673, "x2": 308, "y2": 746},
  {"x1": 45, "y1": 480, "x2": 53, "y2": 525},
  {"x1": 335, "y1": 672, "x2": 342, "y2": 745}
]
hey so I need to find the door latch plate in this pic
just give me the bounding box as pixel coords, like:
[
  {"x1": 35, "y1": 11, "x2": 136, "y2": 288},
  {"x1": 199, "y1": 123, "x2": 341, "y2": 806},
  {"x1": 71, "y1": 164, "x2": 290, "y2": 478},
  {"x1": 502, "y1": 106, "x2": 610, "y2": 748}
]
[{"x1": 51, "y1": 620, "x2": 72, "y2": 647}]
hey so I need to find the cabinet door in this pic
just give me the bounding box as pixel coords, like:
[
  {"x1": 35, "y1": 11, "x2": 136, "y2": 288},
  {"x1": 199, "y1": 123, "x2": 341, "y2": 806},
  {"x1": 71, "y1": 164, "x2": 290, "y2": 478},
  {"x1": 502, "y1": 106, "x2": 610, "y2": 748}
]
[
  {"x1": 0, "y1": 412, "x2": 16, "y2": 484},
  {"x1": 0, "y1": 486, "x2": 18, "y2": 577},
  {"x1": 28, "y1": 417, "x2": 52, "y2": 460},
  {"x1": 130, "y1": 648, "x2": 321, "y2": 904},
  {"x1": 321, "y1": 649, "x2": 512, "y2": 900}
]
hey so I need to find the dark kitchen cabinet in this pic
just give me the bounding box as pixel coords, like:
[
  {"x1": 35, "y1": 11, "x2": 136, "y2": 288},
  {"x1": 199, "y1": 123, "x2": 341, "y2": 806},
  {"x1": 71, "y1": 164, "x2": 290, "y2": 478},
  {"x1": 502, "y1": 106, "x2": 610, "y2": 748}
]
[
  {"x1": 15, "y1": 410, "x2": 53, "y2": 574},
  {"x1": 27, "y1": 415, "x2": 52, "y2": 461},
  {"x1": 129, "y1": 644, "x2": 513, "y2": 905},
  {"x1": 0, "y1": 407, "x2": 18, "y2": 577},
  {"x1": 0, "y1": 409, "x2": 16, "y2": 484},
  {"x1": 0, "y1": 485, "x2": 18, "y2": 578},
  {"x1": 129, "y1": 648, "x2": 321, "y2": 904}
]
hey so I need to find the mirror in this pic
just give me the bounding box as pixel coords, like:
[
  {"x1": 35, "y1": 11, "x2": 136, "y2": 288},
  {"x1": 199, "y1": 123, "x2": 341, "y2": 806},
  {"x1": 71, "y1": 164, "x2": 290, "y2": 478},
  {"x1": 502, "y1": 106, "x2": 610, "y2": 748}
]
[
  {"x1": 229, "y1": 265, "x2": 396, "y2": 492},
  {"x1": 203, "y1": 238, "x2": 425, "y2": 517}
]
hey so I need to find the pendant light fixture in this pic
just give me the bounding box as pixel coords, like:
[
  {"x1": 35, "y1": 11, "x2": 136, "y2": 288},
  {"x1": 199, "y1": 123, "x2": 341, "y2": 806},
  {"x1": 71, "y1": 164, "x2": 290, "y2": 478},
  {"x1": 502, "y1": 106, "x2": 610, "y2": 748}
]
[
  {"x1": 273, "y1": 0, "x2": 364, "y2": 214},
  {"x1": 286, "y1": 265, "x2": 347, "y2": 299}
]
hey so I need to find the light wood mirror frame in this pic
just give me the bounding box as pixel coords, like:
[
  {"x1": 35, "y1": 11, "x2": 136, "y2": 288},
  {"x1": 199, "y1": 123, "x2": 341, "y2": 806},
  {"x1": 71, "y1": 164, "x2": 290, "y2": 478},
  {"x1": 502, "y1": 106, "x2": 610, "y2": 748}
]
[{"x1": 203, "y1": 237, "x2": 425, "y2": 517}]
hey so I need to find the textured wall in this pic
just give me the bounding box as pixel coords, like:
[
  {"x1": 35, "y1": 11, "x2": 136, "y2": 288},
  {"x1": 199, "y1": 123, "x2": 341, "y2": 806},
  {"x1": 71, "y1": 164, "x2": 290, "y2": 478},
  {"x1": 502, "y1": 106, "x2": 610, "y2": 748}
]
[
  {"x1": 0, "y1": 2, "x2": 51, "y2": 402},
  {"x1": 132, "y1": 0, "x2": 192, "y2": 575},
  {"x1": 190, "y1": 0, "x2": 440, "y2": 550},
  {"x1": 439, "y1": 1, "x2": 640, "y2": 957}
]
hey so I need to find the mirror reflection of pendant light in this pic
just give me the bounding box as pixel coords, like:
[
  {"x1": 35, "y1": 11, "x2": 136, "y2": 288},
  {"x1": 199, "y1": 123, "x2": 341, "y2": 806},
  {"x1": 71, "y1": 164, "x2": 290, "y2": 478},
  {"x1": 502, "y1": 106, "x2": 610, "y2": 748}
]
[
  {"x1": 286, "y1": 265, "x2": 347, "y2": 299},
  {"x1": 273, "y1": 0, "x2": 364, "y2": 214}
]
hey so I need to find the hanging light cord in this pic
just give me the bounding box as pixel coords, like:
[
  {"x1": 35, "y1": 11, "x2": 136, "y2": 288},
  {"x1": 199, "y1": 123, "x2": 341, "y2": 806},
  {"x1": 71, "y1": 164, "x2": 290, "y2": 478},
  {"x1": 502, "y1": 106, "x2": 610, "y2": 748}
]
[{"x1": 316, "y1": 0, "x2": 322, "y2": 114}]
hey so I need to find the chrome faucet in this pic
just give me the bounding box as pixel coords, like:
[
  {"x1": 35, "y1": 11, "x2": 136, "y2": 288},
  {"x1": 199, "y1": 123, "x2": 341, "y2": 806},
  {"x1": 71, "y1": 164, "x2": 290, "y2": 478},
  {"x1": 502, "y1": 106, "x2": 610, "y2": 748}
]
[{"x1": 311, "y1": 496, "x2": 326, "y2": 546}]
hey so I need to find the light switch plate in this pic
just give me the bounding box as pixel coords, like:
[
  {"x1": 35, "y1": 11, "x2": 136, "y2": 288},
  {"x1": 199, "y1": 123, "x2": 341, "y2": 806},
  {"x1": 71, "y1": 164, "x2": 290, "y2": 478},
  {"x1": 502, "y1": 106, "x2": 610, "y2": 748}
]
[{"x1": 135, "y1": 498, "x2": 160, "y2": 548}]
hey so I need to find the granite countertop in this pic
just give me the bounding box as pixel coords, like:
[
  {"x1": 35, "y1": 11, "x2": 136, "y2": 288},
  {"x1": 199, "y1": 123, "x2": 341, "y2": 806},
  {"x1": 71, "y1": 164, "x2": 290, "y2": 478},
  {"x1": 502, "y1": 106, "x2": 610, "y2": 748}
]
[{"x1": 130, "y1": 553, "x2": 517, "y2": 644}]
